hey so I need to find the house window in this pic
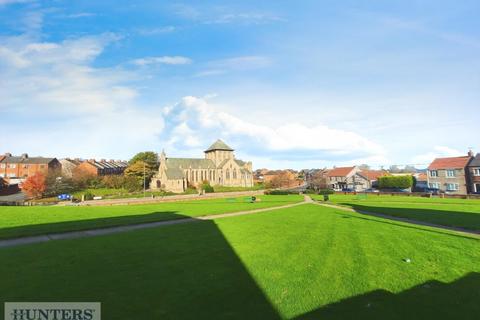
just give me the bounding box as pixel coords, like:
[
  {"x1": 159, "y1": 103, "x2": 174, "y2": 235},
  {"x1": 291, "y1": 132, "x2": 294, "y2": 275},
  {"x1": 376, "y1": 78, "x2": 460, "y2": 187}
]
[
  {"x1": 446, "y1": 183, "x2": 459, "y2": 191},
  {"x1": 446, "y1": 170, "x2": 455, "y2": 177},
  {"x1": 8, "y1": 164, "x2": 16, "y2": 169},
  {"x1": 0, "y1": 164, "x2": 5, "y2": 168},
  {"x1": 474, "y1": 169, "x2": 480, "y2": 176},
  {"x1": 429, "y1": 183, "x2": 440, "y2": 189},
  {"x1": 429, "y1": 170, "x2": 438, "y2": 177}
]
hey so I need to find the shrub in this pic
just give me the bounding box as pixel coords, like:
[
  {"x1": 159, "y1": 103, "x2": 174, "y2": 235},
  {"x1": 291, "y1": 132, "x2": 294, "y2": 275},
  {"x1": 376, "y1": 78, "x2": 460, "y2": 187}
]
[
  {"x1": 265, "y1": 190, "x2": 298, "y2": 195},
  {"x1": 318, "y1": 189, "x2": 335, "y2": 195},
  {"x1": 83, "y1": 191, "x2": 94, "y2": 201},
  {"x1": 378, "y1": 175, "x2": 413, "y2": 190},
  {"x1": 201, "y1": 182, "x2": 214, "y2": 193}
]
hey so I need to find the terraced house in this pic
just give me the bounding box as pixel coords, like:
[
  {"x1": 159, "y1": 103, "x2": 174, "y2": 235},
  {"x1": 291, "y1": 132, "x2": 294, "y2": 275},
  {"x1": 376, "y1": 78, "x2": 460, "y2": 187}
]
[
  {"x1": 0, "y1": 153, "x2": 61, "y2": 184},
  {"x1": 74, "y1": 159, "x2": 128, "y2": 177},
  {"x1": 150, "y1": 140, "x2": 253, "y2": 193},
  {"x1": 467, "y1": 153, "x2": 480, "y2": 194},
  {"x1": 427, "y1": 152, "x2": 473, "y2": 194}
]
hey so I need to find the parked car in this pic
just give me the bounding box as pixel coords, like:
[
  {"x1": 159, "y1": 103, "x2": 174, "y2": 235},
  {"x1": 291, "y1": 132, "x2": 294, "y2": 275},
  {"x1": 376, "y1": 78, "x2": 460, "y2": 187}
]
[
  {"x1": 364, "y1": 188, "x2": 379, "y2": 193},
  {"x1": 341, "y1": 188, "x2": 354, "y2": 192}
]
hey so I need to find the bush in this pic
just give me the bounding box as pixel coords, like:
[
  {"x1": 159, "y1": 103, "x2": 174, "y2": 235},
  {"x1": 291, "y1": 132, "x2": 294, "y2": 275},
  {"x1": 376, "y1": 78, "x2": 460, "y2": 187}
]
[
  {"x1": 83, "y1": 191, "x2": 94, "y2": 201},
  {"x1": 318, "y1": 189, "x2": 335, "y2": 195},
  {"x1": 201, "y1": 182, "x2": 214, "y2": 193},
  {"x1": 265, "y1": 190, "x2": 298, "y2": 195},
  {"x1": 378, "y1": 175, "x2": 413, "y2": 190}
]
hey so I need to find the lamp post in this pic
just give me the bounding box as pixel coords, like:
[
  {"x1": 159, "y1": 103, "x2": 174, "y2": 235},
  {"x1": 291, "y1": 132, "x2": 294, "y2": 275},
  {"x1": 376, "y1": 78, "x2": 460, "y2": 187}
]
[{"x1": 143, "y1": 162, "x2": 146, "y2": 198}]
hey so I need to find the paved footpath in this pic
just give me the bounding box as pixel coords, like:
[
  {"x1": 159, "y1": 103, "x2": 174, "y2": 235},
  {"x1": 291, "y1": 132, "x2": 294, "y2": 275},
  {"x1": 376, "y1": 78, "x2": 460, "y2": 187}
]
[
  {"x1": 313, "y1": 201, "x2": 480, "y2": 238},
  {"x1": 0, "y1": 196, "x2": 311, "y2": 249}
]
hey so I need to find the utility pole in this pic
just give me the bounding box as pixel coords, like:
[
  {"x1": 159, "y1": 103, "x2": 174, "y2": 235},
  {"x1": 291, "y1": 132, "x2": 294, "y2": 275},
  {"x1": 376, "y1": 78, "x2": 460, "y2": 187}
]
[{"x1": 143, "y1": 161, "x2": 146, "y2": 198}]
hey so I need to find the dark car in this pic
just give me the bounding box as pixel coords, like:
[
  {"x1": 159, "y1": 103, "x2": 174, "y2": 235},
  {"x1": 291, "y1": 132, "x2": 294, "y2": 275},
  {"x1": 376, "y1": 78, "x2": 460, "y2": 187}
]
[{"x1": 342, "y1": 188, "x2": 354, "y2": 192}]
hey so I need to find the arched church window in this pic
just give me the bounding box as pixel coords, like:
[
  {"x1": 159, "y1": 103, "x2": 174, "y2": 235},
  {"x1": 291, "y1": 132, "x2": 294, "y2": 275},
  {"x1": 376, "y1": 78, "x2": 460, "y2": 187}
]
[{"x1": 233, "y1": 169, "x2": 237, "y2": 179}]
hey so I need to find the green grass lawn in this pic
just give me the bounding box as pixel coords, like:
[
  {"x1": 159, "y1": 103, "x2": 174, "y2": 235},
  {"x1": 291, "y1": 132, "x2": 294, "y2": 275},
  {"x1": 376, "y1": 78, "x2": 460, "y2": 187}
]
[
  {"x1": 70, "y1": 187, "x2": 190, "y2": 200},
  {"x1": 311, "y1": 194, "x2": 480, "y2": 232},
  {"x1": 0, "y1": 204, "x2": 478, "y2": 319},
  {"x1": 0, "y1": 195, "x2": 303, "y2": 239}
]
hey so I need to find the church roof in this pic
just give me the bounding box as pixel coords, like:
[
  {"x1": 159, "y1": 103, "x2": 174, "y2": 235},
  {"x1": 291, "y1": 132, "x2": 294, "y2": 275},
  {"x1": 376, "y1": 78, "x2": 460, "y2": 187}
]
[
  {"x1": 235, "y1": 159, "x2": 246, "y2": 166},
  {"x1": 205, "y1": 139, "x2": 234, "y2": 152},
  {"x1": 165, "y1": 168, "x2": 185, "y2": 179},
  {"x1": 166, "y1": 158, "x2": 215, "y2": 169}
]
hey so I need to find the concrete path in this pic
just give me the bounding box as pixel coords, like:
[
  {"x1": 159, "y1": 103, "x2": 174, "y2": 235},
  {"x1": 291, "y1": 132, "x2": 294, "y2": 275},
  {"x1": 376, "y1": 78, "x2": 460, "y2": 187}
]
[
  {"x1": 0, "y1": 196, "x2": 310, "y2": 249},
  {"x1": 313, "y1": 200, "x2": 480, "y2": 238}
]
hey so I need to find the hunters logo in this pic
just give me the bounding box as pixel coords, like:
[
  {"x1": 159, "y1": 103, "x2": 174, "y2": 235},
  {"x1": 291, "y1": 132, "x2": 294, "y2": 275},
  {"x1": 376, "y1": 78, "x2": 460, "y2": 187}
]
[{"x1": 4, "y1": 302, "x2": 101, "y2": 320}]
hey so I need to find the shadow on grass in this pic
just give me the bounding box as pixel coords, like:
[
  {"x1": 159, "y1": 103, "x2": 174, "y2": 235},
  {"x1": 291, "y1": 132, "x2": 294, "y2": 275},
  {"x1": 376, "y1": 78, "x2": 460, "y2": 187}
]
[
  {"x1": 0, "y1": 197, "x2": 303, "y2": 240},
  {"x1": 296, "y1": 272, "x2": 480, "y2": 320},
  {"x1": 1, "y1": 211, "x2": 479, "y2": 319},
  {"x1": 0, "y1": 211, "x2": 183, "y2": 240},
  {"x1": 337, "y1": 202, "x2": 480, "y2": 233}
]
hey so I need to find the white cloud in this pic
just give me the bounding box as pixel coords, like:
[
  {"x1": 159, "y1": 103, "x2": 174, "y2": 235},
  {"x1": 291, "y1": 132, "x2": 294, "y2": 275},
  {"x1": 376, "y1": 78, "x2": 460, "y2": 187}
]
[
  {"x1": 172, "y1": 4, "x2": 284, "y2": 25},
  {"x1": 136, "y1": 26, "x2": 176, "y2": 36},
  {"x1": 132, "y1": 56, "x2": 192, "y2": 66},
  {"x1": 64, "y1": 12, "x2": 96, "y2": 19},
  {"x1": 0, "y1": 32, "x2": 164, "y2": 159},
  {"x1": 205, "y1": 13, "x2": 284, "y2": 25},
  {"x1": 0, "y1": 0, "x2": 32, "y2": 5},
  {"x1": 160, "y1": 96, "x2": 386, "y2": 168},
  {"x1": 411, "y1": 146, "x2": 466, "y2": 166},
  {"x1": 194, "y1": 56, "x2": 271, "y2": 77}
]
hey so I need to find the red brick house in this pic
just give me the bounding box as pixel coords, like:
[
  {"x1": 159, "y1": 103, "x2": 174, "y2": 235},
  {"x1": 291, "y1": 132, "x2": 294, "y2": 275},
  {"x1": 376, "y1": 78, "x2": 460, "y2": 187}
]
[
  {"x1": 74, "y1": 159, "x2": 128, "y2": 177},
  {"x1": 0, "y1": 153, "x2": 61, "y2": 184},
  {"x1": 427, "y1": 154, "x2": 473, "y2": 194}
]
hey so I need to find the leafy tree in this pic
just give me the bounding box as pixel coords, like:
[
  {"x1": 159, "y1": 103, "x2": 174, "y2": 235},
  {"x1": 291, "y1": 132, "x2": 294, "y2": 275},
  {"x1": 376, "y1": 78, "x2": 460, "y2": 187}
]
[
  {"x1": 72, "y1": 167, "x2": 97, "y2": 189},
  {"x1": 123, "y1": 175, "x2": 143, "y2": 192},
  {"x1": 129, "y1": 152, "x2": 158, "y2": 168},
  {"x1": 124, "y1": 161, "x2": 156, "y2": 189},
  {"x1": 358, "y1": 164, "x2": 370, "y2": 170},
  {"x1": 308, "y1": 170, "x2": 329, "y2": 191},
  {"x1": 101, "y1": 175, "x2": 125, "y2": 189},
  {"x1": 22, "y1": 172, "x2": 47, "y2": 199}
]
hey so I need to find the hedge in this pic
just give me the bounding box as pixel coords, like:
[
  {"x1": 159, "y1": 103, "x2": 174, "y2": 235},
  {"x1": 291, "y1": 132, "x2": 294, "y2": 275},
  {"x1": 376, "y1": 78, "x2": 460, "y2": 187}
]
[{"x1": 378, "y1": 175, "x2": 413, "y2": 189}]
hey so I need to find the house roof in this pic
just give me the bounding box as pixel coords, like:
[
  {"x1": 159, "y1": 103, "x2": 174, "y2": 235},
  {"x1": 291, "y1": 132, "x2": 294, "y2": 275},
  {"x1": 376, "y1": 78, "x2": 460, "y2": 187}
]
[
  {"x1": 204, "y1": 139, "x2": 234, "y2": 152},
  {"x1": 428, "y1": 156, "x2": 471, "y2": 170},
  {"x1": 360, "y1": 170, "x2": 388, "y2": 181},
  {"x1": 327, "y1": 166, "x2": 356, "y2": 177},
  {"x1": 0, "y1": 155, "x2": 57, "y2": 164},
  {"x1": 166, "y1": 158, "x2": 215, "y2": 169},
  {"x1": 468, "y1": 153, "x2": 480, "y2": 167},
  {"x1": 417, "y1": 173, "x2": 428, "y2": 181}
]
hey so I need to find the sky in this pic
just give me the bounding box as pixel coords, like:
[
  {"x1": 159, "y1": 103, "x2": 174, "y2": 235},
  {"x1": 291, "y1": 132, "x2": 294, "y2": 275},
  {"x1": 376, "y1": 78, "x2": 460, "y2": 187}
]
[{"x1": 0, "y1": 0, "x2": 479, "y2": 170}]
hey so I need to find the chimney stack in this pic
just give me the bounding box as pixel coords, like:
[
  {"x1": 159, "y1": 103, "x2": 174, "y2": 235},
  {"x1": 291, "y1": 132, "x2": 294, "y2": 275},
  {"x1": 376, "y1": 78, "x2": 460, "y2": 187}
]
[
  {"x1": 21, "y1": 153, "x2": 28, "y2": 159},
  {"x1": 468, "y1": 150, "x2": 474, "y2": 157}
]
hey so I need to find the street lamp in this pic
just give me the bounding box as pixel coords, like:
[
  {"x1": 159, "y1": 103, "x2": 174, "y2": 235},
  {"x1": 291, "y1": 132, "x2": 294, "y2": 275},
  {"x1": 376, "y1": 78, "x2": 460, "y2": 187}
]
[{"x1": 143, "y1": 162, "x2": 146, "y2": 198}]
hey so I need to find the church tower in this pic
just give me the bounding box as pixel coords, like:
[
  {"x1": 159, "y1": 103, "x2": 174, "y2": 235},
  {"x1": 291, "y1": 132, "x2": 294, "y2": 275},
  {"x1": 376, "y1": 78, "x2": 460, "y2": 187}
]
[{"x1": 204, "y1": 139, "x2": 234, "y2": 166}]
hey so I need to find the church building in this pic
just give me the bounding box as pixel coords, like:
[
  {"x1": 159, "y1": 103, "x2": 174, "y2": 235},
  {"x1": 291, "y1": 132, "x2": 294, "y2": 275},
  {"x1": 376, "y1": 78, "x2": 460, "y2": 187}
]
[{"x1": 150, "y1": 140, "x2": 254, "y2": 193}]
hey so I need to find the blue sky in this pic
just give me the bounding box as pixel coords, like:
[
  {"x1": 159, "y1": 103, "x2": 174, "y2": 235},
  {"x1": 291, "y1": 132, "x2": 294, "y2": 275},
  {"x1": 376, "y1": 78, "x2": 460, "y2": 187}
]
[{"x1": 1, "y1": 0, "x2": 479, "y2": 169}]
